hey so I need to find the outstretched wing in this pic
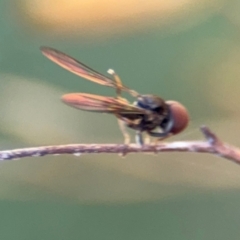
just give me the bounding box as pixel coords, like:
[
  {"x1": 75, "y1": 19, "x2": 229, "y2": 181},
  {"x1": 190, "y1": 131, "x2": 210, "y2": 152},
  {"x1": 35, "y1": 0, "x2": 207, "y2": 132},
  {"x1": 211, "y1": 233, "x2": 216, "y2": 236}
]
[
  {"x1": 61, "y1": 93, "x2": 147, "y2": 114},
  {"x1": 41, "y1": 47, "x2": 133, "y2": 92}
]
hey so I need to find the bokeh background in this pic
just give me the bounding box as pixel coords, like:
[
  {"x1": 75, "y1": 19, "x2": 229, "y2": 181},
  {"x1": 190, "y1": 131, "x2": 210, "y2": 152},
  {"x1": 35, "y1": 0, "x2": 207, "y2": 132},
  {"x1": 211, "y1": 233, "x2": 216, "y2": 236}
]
[{"x1": 1, "y1": 0, "x2": 240, "y2": 239}]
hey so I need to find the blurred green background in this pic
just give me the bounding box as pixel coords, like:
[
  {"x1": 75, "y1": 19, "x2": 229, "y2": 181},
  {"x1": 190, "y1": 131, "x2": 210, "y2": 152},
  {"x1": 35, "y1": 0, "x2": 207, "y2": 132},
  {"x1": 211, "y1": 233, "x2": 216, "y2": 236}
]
[{"x1": 1, "y1": 0, "x2": 240, "y2": 239}]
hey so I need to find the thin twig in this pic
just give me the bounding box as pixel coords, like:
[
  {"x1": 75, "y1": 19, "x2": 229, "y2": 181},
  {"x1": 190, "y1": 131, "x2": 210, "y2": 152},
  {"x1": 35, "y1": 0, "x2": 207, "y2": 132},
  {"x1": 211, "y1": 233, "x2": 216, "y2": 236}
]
[{"x1": 0, "y1": 126, "x2": 240, "y2": 165}]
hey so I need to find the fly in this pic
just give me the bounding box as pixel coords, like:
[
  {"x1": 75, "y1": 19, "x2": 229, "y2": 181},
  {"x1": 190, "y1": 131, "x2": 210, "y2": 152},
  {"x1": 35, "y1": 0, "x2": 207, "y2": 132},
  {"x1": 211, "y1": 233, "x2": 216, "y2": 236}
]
[{"x1": 40, "y1": 47, "x2": 189, "y2": 145}]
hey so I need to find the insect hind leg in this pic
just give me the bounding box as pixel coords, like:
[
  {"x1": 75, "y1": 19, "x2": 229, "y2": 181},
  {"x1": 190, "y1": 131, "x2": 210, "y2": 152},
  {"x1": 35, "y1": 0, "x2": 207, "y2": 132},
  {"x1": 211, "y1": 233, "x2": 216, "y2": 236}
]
[
  {"x1": 117, "y1": 119, "x2": 131, "y2": 144},
  {"x1": 107, "y1": 69, "x2": 123, "y2": 99}
]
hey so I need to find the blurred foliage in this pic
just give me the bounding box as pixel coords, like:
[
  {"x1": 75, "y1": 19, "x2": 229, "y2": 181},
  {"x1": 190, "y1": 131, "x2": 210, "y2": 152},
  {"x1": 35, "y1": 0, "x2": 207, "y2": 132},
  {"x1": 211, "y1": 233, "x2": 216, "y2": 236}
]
[{"x1": 1, "y1": 0, "x2": 240, "y2": 239}]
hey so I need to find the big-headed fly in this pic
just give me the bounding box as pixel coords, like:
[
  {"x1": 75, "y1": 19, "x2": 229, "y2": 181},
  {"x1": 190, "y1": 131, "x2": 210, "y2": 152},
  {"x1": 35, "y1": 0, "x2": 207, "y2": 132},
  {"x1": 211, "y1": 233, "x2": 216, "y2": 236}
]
[{"x1": 40, "y1": 47, "x2": 189, "y2": 145}]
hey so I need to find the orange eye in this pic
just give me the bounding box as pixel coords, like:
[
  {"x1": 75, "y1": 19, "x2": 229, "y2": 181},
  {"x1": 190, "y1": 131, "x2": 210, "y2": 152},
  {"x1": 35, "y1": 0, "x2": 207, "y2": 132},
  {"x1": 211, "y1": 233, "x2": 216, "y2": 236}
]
[{"x1": 166, "y1": 100, "x2": 189, "y2": 135}]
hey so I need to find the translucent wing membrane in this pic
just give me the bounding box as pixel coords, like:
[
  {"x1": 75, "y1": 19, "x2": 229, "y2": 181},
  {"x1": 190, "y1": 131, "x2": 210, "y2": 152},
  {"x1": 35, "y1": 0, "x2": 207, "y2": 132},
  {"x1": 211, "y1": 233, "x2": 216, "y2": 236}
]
[
  {"x1": 61, "y1": 93, "x2": 147, "y2": 114},
  {"x1": 40, "y1": 47, "x2": 133, "y2": 93}
]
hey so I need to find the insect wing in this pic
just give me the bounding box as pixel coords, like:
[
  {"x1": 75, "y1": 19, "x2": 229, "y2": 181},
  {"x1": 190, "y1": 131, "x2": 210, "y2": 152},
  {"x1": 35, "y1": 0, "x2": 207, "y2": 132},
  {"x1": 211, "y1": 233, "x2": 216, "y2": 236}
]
[
  {"x1": 61, "y1": 93, "x2": 146, "y2": 114},
  {"x1": 41, "y1": 47, "x2": 123, "y2": 88}
]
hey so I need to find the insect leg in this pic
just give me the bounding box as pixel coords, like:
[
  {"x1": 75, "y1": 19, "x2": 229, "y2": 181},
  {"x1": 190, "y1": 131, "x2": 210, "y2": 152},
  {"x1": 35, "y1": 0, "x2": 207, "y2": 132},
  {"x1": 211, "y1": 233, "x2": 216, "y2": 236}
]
[
  {"x1": 135, "y1": 131, "x2": 144, "y2": 146},
  {"x1": 117, "y1": 119, "x2": 131, "y2": 144},
  {"x1": 116, "y1": 114, "x2": 145, "y2": 145},
  {"x1": 107, "y1": 69, "x2": 123, "y2": 98},
  {"x1": 136, "y1": 132, "x2": 153, "y2": 146},
  {"x1": 144, "y1": 134, "x2": 151, "y2": 144}
]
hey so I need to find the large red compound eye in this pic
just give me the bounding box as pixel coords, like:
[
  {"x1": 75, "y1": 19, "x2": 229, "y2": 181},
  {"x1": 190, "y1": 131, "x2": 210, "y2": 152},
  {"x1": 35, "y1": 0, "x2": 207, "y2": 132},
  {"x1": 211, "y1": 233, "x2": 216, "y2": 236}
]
[{"x1": 166, "y1": 100, "x2": 189, "y2": 135}]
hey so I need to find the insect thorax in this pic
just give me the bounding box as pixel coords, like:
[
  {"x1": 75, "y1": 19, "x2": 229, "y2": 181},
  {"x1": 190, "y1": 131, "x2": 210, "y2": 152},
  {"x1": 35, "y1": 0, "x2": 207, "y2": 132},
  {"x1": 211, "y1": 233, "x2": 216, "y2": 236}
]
[{"x1": 123, "y1": 95, "x2": 169, "y2": 132}]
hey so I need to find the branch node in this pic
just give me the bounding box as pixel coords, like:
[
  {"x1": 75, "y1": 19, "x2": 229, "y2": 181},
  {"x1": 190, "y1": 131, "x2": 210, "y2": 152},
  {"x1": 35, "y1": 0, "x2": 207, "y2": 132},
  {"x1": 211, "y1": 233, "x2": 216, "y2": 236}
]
[{"x1": 200, "y1": 125, "x2": 222, "y2": 146}]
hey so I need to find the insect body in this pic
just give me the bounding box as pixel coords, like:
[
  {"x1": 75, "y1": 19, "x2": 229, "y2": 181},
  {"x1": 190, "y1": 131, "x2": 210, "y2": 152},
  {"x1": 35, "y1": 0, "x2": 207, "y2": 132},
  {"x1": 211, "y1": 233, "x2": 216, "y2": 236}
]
[{"x1": 40, "y1": 47, "x2": 189, "y2": 145}]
